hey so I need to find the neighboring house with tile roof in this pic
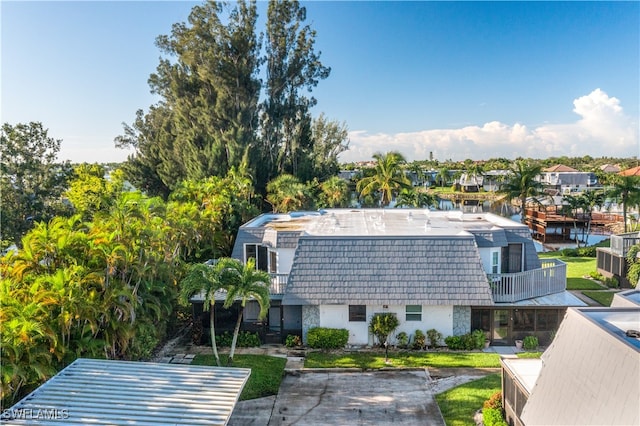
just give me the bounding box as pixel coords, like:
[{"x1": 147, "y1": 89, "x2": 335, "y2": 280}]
[
  {"x1": 214, "y1": 209, "x2": 587, "y2": 346},
  {"x1": 538, "y1": 164, "x2": 598, "y2": 194}
]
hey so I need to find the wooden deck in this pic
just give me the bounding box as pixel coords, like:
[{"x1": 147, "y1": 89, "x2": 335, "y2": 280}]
[{"x1": 524, "y1": 207, "x2": 623, "y2": 242}]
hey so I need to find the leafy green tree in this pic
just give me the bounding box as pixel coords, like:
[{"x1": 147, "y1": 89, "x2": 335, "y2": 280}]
[
  {"x1": 65, "y1": 164, "x2": 125, "y2": 220},
  {"x1": 116, "y1": 1, "x2": 261, "y2": 195},
  {"x1": 217, "y1": 258, "x2": 270, "y2": 366},
  {"x1": 309, "y1": 114, "x2": 349, "y2": 180},
  {"x1": 356, "y1": 152, "x2": 411, "y2": 206},
  {"x1": 318, "y1": 176, "x2": 350, "y2": 208},
  {"x1": 0, "y1": 122, "x2": 72, "y2": 246},
  {"x1": 608, "y1": 175, "x2": 640, "y2": 233},
  {"x1": 499, "y1": 161, "x2": 543, "y2": 223},
  {"x1": 266, "y1": 174, "x2": 314, "y2": 213},
  {"x1": 368, "y1": 312, "x2": 399, "y2": 350},
  {"x1": 260, "y1": 0, "x2": 331, "y2": 187}
]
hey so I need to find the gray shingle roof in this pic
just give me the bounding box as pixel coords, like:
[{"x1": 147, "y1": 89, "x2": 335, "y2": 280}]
[
  {"x1": 282, "y1": 236, "x2": 494, "y2": 306},
  {"x1": 472, "y1": 228, "x2": 508, "y2": 247}
]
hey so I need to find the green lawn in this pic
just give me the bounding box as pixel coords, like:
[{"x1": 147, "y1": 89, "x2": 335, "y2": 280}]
[
  {"x1": 581, "y1": 290, "x2": 615, "y2": 307},
  {"x1": 538, "y1": 253, "x2": 603, "y2": 290},
  {"x1": 192, "y1": 354, "x2": 286, "y2": 400},
  {"x1": 435, "y1": 373, "x2": 501, "y2": 426},
  {"x1": 304, "y1": 351, "x2": 501, "y2": 369},
  {"x1": 517, "y1": 351, "x2": 543, "y2": 359}
]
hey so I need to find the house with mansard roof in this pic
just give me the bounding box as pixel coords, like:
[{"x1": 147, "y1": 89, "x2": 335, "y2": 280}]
[{"x1": 217, "y1": 209, "x2": 585, "y2": 346}]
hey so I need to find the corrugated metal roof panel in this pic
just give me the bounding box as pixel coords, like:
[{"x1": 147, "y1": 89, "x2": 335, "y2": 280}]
[{"x1": 2, "y1": 358, "x2": 250, "y2": 426}]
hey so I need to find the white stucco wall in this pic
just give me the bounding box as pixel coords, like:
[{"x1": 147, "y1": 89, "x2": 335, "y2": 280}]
[{"x1": 319, "y1": 304, "x2": 454, "y2": 346}]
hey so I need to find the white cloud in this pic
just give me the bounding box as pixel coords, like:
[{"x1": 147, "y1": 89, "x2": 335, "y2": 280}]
[{"x1": 340, "y1": 89, "x2": 639, "y2": 162}]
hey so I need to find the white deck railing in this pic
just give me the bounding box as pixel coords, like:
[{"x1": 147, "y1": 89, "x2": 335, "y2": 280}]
[
  {"x1": 269, "y1": 274, "x2": 288, "y2": 295},
  {"x1": 488, "y1": 259, "x2": 566, "y2": 303}
]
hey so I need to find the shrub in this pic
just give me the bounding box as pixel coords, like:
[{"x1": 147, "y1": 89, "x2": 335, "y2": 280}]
[
  {"x1": 285, "y1": 334, "x2": 302, "y2": 348},
  {"x1": 369, "y1": 313, "x2": 400, "y2": 346},
  {"x1": 307, "y1": 327, "x2": 349, "y2": 349},
  {"x1": 560, "y1": 248, "x2": 578, "y2": 257},
  {"x1": 523, "y1": 336, "x2": 538, "y2": 351},
  {"x1": 461, "y1": 333, "x2": 476, "y2": 350},
  {"x1": 444, "y1": 335, "x2": 463, "y2": 350},
  {"x1": 426, "y1": 328, "x2": 443, "y2": 348},
  {"x1": 445, "y1": 332, "x2": 484, "y2": 350},
  {"x1": 483, "y1": 391, "x2": 503, "y2": 410},
  {"x1": 413, "y1": 329, "x2": 426, "y2": 350},
  {"x1": 215, "y1": 331, "x2": 261, "y2": 348},
  {"x1": 603, "y1": 276, "x2": 619, "y2": 288},
  {"x1": 396, "y1": 331, "x2": 410, "y2": 349},
  {"x1": 483, "y1": 408, "x2": 508, "y2": 426},
  {"x1": 577, "y1": 246, "x2": 596, "y2": 257},
  {"x1": 472, "y1": 329, "x2": 486, "y2": 350},
  {"x1": 589, "y1": 271, "x2": 604, "y2": 280}
]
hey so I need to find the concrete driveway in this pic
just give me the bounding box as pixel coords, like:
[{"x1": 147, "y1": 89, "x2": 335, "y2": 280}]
[{"x1": 267, "y1": 370, "x2": 445, "y2": 426}]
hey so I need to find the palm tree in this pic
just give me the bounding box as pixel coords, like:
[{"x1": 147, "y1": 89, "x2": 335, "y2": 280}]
[
  {"x1": 608, "y1": 175, "x2": 640, "y2": 232},
  {"x1": 436, "y1": 166, "x2": 450, "y2": 188},
  {"x1": 319, "y1": 176, "x2": 350, "y2": 208},
  {"x1": 216, "y1": 258, "x2": 270, "y2": 366},
  {"x1": 356, "y1": 151, "x2": 411, "y2": 206},
  {"x1": 395, "y1": 188, "x2": 438, "y2": 209},
  {"x1": 499, "y1": 161, "x2": 543, "y2": 223},
  {"x1": 179, "y1": 262, "x2": 227, "y2": 366},
  {"x1": 266, "y1": 174, "x2": 313, "y2": 213}
]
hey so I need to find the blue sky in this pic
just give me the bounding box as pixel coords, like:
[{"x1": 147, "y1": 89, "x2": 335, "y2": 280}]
[{"x1": 2, "y1": 1, "x2": 639, "y2": 164}]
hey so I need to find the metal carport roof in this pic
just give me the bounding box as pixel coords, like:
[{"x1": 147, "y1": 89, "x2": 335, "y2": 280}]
[{"x1": 1, "y1": 358, "x2": 250, "y2": 425}]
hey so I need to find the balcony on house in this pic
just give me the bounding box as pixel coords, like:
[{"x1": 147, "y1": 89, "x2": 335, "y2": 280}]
[
  {"x1": 269, "y1": 273, "x2": 288, "y2": 295},
  {"x1": 488, "y1": 259, "x2": 567, "y2": 303}
]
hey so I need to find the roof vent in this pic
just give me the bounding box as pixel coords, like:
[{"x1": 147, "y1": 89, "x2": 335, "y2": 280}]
[{"x1": 625, "y1": 329, "x2": 640, "y2": 338}]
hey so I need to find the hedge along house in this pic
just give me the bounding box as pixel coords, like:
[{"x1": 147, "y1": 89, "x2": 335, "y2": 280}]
[{"x1": 220, "y1": 209, "x2": 585, "y2": 346}]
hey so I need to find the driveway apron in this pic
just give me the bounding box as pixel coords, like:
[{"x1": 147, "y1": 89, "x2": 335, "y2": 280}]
[{"x1": 268, "y1": 370, "x2": 445, "y2": 425}]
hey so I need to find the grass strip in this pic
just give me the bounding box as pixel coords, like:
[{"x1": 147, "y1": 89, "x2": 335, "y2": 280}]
[
  {"x1": 193, "y1": 354, "x2": 286, "y2": 400},
  {"x1": 581, "y1": 290, "x2": 615, "y2": 307},
  {"x1": 435, "y1": 373, "x2": 501, "y2": 426},
  {"x1": 304, "y1": 351, "x2": 501, "y2": 369}
]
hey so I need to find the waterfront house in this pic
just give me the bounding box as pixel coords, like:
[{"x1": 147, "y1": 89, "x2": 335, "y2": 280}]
[{"x1": 209, "y1": 209, "x2": 585, "y2": 346}]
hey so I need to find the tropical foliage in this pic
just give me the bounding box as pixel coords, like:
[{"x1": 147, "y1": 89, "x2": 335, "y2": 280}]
[
  {"x1": 356, "y1": 151, "x2": 411, "y2": 206},
  {"x1": 499, "y1": 160, "x2": 543, "y2": 223}
]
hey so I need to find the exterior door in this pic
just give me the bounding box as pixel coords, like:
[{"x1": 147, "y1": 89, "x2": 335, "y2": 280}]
[{"x1": 493, "y1": 309, "x2": 510, "y2": 345}]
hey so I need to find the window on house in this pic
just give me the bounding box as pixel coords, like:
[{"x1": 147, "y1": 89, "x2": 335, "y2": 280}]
[
  {"x1": 269, "y1": 251, "x2": 277, "y2": 273},
  {"x1": 406, "y1": 305, "x2": 422, "y2": 321},
  {"x1": 348, "y1": 305, "x2": 366, "y2": 322},
  {"x1": 244, "y1": 244, "x2": 268, "y2": 271},
  {"x1": 513, "y1": 309, "x2": 535, "y2": 331},
  {"x1": 492, "y1": 251, "x2": 499, "y2": 274}
]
